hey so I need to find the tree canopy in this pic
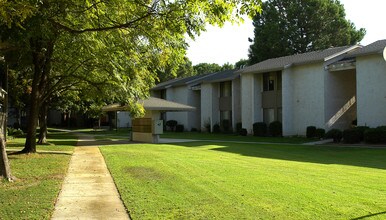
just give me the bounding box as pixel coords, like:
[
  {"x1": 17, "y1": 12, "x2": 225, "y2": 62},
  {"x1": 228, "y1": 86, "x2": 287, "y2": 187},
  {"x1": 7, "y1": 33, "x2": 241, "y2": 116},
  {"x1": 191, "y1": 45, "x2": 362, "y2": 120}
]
[
  {"x1": 248, "y1": 0, "x2": 365, "y2": 64},
  {"x1": 0, "y1": 0, "x2": 262, "y2": 154}
]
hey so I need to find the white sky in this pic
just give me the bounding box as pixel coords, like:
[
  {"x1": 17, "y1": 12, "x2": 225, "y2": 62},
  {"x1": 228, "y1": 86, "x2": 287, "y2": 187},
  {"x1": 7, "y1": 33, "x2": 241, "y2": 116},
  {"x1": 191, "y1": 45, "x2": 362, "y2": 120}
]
[{"x1": 186, "y1": 0, "x2": 386, "y2": 65}]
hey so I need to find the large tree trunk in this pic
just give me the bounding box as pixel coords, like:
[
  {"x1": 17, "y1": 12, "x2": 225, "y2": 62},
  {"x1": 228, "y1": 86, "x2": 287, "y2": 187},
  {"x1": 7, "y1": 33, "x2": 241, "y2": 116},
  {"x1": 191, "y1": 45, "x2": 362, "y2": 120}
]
[
  {"x1": 22, "y1": 39, "x2": 54, "y2": 153},
  {"x1": 0, "y1": 122, "x2": 12, "y2": 181},
  {"x1": 37, "y1": 102, "x2": 48, "y2": 144}
]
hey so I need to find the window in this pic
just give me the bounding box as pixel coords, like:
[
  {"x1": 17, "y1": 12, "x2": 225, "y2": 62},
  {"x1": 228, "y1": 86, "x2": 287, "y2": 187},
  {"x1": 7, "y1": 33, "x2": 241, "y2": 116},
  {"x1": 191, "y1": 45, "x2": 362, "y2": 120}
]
[
  {"x1": 263, "y1": 108, "x2": 275, "y2": 125},
  {"x1": 220, "y1": 81, "x2": 232, "y2": 97},
  {"x1": 263, "y1": 73, "x2": 275, "y2": 91}
]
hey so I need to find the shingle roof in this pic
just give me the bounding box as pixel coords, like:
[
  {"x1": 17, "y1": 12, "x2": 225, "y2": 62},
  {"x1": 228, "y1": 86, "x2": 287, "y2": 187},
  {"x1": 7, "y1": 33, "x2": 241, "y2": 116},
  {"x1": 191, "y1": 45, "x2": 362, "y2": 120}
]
[
  {"x1": 241, "y1": 46, "x2": 352, "y2": 74},
  {"x1": 347, "y1": 39, "x2": 386, "y2": 57},
  {"x1": 102, "y1": 97, "x2": 196, "y2": 112},
  {"x1": 151, "y1": 74, "x2": 213, "y2": 91},
  {"x1": 198, "y1": 69, "x2": 240, "y2": 83}
]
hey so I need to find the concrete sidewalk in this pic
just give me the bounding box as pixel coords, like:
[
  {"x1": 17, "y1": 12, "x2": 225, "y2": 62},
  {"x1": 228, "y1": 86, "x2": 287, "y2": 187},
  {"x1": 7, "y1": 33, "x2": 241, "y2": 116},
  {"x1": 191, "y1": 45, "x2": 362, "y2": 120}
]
[{"x1": 51, "y1": 135, "x2": 130, "y2": 220}]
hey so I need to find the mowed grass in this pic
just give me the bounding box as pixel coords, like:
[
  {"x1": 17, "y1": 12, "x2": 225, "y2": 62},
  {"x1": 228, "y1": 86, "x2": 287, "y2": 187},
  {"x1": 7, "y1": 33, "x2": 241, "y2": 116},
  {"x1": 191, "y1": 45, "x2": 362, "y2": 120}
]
[
  {"x1": 101, "y1": 142, "x2": 386, "y2": 219},
  {"x1": 161, "y1": 132, "x2": 316, "y2": 144},
  {"x1": 0, "y1": 130, "x2": 76, "y2": 219}
]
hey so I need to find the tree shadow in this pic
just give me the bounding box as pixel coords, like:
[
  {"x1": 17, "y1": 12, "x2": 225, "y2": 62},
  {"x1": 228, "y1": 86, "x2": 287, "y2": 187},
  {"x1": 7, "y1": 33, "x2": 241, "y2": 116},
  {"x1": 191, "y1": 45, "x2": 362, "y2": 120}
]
[
  {"x1": 76, "y1": 139, "x2": 132, "y2": 147},
  {"x1": 167, "y1": 141, "x2": 386, "y2": 170},
  {"x1": 350, "y1": 211, "x2": 386, "y2": 220}
]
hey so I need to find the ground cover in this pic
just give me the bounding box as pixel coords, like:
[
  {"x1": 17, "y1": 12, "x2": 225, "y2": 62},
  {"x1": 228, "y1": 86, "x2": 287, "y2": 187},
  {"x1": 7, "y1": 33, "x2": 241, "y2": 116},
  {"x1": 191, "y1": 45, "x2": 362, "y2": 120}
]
[
  {"x1": 0, "y1": 130, "x2": 76, "y2": 219},
  {"x1": 101, "y1": 142, "x2": 386, "y2": 219}
]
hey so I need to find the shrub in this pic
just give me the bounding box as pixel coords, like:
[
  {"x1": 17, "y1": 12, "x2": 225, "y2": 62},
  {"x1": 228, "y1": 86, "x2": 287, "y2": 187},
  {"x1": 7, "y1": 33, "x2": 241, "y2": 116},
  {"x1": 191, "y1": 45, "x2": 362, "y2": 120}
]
[
  {"x1": 268, "y1": 121, "x2": 282, "y2": 137},
  {"x1": 221, "y1": 120, "x2": 231, "y2": 133},
  {"x1": 7, "y1": 127, "x2": 24, "y2": 138},
  {"x1": 253, "y1": 122, "x2": 267, "y2": 137},
  {"x1": 191, "y1": 128, "x2": 198, "y2": 132},
  {"x1": 240, "y1": 128, "x2": 248, "y2": 136},
  {"x1": 212, "y1": 123, "x2": 221, "y2": 133},
  {"x1": 176, "y1": 124, "x2": 184, "y2": 132},
  {"x1": 315, "y1": 128, "x2": 325, "y2": 139},
  {"x1": 236, "y1": 122, "x2": 242, "y2": 135},
  {"x1": 354, "y1": 126, "x2": 369, "y2": 142},
  {"x1": 306, "y1": 126, "x2": 317, "y2": 138},
  {"x1": 364, "y1": 128, "x2": 386, "y2": 144},
  {"x1": 204, "y1": 119, "x2": 211, "y2": 132},
  {"x1": 166, "y1": 120, "x2": 178, "y2": 131},
  {"x1": 325, "y1": 129, "x2": 342, "y2": 143},
  {"x1": 343, "y1": 128, "x2": 362, "y2": 144}
]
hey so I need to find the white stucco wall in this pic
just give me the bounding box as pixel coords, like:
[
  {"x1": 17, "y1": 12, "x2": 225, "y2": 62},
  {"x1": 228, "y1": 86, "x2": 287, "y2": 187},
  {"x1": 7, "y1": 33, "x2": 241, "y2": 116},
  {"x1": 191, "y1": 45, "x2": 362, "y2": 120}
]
[
  {"x1": 201, "y1": 83, "x2": 213, "y2": 131},
  {"x1": 232, "y1": 78, "x2": 241, "y2": 129},
  {"x1": 356, "y1": 54, "x2": 386, "y2": 127},
  {"x1": 117, "y1": 111, "x2": 131, "y2": 128},
  {"x1": 253, "y1": 74, "x2": 263, "y2": 124},
  {"x1": 165, "y1": 86, "x2": 189, "y2": 129},
  {"x1": 284, "y1": 63, "x2": 326, "y2": 135},
  {"x1": 241, "y1": 73, "x2": 254, "y2": 133}
]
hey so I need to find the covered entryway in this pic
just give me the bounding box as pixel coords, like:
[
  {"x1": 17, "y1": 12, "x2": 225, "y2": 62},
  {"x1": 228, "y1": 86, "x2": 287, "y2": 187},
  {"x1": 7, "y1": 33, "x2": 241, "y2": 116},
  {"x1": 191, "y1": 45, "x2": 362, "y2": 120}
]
[{"x1": 102, "y1": 97, "x2": 195, "y2": 143}]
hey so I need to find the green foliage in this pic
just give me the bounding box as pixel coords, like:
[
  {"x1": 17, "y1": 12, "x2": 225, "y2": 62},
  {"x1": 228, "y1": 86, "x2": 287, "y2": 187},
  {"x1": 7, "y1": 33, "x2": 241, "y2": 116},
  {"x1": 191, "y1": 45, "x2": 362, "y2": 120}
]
[
  {"x1": 240, "y1": 128, "x2": 248, "y2": 136},
  {"x1": 253, "y1": 122, "x2": 267, "y2": 136},
  {"x1": 235, "y1": 59, "x2": 249, "y2": 69},
  {"x1": 326, "y1": 129, "x2": 343, "y2": 143},
  {"x1": 221, "y1": 119, "x2": 231, "y2": 133},
  {"x1": 315, "y1": 128, "x2": 325, "y2": 139},
  {"x1": 268, "y1": 121, "x2": 282, "y2": 137},
  {"x1": 248, "y1": 0, "x2": 366, "y2": 64},
  {"x1": 176, "y1": 124, "x2": 184, "y2": 132},
  {"x1": 343, "y1": 128, "x2": 362, "y2": 144},
  {"x1": 166, "y1": 120, "x2": 178, "y2": 131},
  {"x1": 6, "y1": 127, "x2": 24, "y2": 138},
  {"x1": 213, "y1": 123, "x2": 221, "y2": 133},
  {"x1": 306, "y1": 126, "x2": 317, "y2": 138},
  {"x1": 194, "y1": 63, "x2": 222, "y2": 75},
  {"x1": 235, "y1": 122, "x2": 242, "y2": 134},
  {"x1": 364, "y1": 127, "x2": 386, "y2": 144}
]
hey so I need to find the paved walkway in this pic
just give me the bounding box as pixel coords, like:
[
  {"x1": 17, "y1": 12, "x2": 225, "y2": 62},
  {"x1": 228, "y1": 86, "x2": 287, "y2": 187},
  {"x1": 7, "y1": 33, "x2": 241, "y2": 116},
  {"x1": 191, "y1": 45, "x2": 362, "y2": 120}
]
[{"x1": 51, "y1": 134, "x2": 130, "y2": 220}]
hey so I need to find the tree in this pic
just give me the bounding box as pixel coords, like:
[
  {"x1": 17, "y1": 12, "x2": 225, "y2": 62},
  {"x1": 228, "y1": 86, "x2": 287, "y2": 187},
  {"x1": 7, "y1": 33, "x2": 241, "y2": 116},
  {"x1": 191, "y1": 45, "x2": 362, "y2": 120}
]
[
  {"x1": 221, "y1": 62, "x2": 234, "y2": 70},
  {"x1": 235, "y1": 59, "x2": 249, "y2": 69},
  {"x1": 1, "y1": 0, "x2": 262, "y2": 154},
  {"x1": 248, "y1": 0, "x2": 365, "y2": 64},
  {"x1": 193, "y1": 63, "x2": 222, "y2": 75}
]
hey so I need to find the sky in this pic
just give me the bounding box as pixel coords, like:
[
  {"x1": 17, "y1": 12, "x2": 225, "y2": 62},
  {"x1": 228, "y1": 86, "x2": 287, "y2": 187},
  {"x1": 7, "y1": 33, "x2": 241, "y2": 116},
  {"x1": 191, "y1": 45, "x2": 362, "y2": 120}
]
[{"x1": 186, "y1": 0, "x2": 386, "y2": 65}]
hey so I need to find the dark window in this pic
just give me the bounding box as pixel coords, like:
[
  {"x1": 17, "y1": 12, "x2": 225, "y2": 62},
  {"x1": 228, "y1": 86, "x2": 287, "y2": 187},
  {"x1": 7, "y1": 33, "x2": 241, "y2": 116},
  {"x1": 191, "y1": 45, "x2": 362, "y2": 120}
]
[
  {"x1": 277, "y1": 71, "x2": 282, "y2": 90},
  {"x1": 220, "y1": 81, "x2": 232, "y2": 97},
  {"x1": 263, "y1": 73, "x2": 275, "y2": 91}
]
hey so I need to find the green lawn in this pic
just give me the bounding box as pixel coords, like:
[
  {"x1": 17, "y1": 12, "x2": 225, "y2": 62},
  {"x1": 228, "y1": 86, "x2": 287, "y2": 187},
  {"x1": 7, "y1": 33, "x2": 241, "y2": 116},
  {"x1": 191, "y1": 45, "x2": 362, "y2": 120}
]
[
  {"x1": 101, "y1": 142, "x2": 386, "y2": 219},
  {"x1": 0, "y1": 130, "x2": 76, "y2": 219}
]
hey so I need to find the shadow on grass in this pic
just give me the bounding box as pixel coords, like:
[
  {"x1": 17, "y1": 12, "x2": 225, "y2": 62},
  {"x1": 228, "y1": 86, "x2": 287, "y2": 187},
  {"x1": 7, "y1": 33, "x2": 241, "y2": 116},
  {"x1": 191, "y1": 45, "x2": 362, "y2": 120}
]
[
  {"x1": 76, "y1": 139, "x2": 132, "y2": 147},
  {"x1": 168, "y1": 141, "x2": 386, "y2": 170},
  {"x1": 350, "y1": 211, "x2": 386, "y2": 220}
]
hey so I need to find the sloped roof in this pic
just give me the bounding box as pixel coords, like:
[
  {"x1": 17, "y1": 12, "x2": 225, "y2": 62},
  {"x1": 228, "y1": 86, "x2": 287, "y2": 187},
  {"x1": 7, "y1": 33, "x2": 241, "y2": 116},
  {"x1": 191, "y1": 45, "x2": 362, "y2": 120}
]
[
  {"x1": 102, "y1": 97, "x2": 196, "y2": 112},
  {"x1": 195, "y1": 69, "x2": 240, "y2": 84},
  {"x1": 151, "y1": 74, "x2": 213, "y2": 91},
  {"x1": 241, "y1": 46, "x2": 352, "y2": 74},
  {"x1": 347, "y1": 39, "x2": 386, "y2": 57}
]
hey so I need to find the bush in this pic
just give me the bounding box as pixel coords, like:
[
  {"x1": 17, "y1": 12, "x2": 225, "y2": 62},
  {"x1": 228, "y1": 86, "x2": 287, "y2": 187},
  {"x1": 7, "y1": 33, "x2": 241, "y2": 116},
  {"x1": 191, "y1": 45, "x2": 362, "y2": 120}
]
[
  {"x1": 204, "y1": 119, "x2": 211, "y2": 132},
  {"x1": 7, "y1": 127, "x2": 24, "y2": 138},
  {"x1": 268, "y1": 121, "x2": 282, "y2": 137},
  {"x1": 176, "y1": 124, "x2": 184, "y2": 132},
  {"x1": 253, "y1": 122, "x2": 267, "y2": 137},
  {"x1": 364, "y1": 128, "x2": 386, "y2": 144},
  {"x1": 325, "y1": 129, "x2": 342, "y2": 143},
  {"x1": 212, "y1": 123, "x2": 221, "y2": 133},
  {"x1": 166, "y1": 120, "x2": 178, "y2": 131},
  {"x1": 240, "y1": 128, "x2": 248, "y2": 136},
  {"x1": 221, "y1": 120, "x2": 231, "y2": 133},
  {"x1": 191, "y1": 128, "x2": 198, "y2": 132},
  {"x1": 354, "y1": 126, "x2": 369, "y2": 142},
  {"x1": 306, "y1": 126, "x2": 316, "y2": 138},
  {"x1": 236, "y1": 122, "x2": 242, "y2": 135},
  {"x1": 315, "y1": 128, "x2": 325, "y2": 139},
  {"x1": 343, "y1": 128, "x2": 362, "y2": 144}
]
